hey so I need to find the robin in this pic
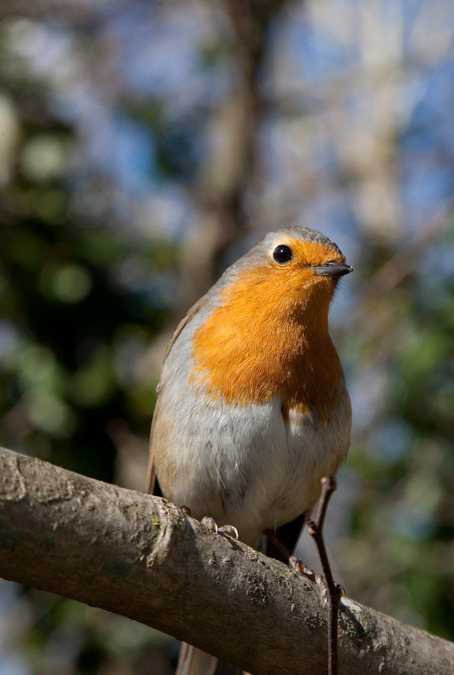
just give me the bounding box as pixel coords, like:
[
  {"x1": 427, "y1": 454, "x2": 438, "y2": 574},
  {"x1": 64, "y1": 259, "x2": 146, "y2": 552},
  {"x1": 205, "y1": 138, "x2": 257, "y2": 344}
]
[{"x1": 147, "y1": 226, "x2": 352, "y2": 675}]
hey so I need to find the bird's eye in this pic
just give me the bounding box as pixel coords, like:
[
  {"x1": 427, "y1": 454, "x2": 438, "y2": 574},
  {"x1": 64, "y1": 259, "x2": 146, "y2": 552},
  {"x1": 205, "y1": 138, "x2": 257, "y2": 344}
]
[{"x1": 273, "y1": 245, "x2": 293, "y2": 264}]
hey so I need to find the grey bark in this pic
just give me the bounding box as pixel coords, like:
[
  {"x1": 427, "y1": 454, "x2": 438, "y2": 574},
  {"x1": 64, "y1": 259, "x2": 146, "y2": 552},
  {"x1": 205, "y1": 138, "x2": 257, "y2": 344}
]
[{"x1": 0, "y1": 446, "x2": 453, "y2": 675}]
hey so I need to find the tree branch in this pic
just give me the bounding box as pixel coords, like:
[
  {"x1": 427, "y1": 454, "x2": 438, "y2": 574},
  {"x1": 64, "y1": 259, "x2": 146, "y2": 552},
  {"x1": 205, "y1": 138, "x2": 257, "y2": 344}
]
[{"x1": 0, "y1": 446, "x2": 453, "y2": 674}]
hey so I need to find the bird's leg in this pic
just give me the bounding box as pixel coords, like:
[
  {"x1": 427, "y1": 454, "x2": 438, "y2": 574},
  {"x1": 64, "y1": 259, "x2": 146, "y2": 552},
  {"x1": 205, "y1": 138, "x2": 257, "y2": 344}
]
[
  {"x1": 262, "y1": 527, "x2": 292, "y2": 560},
  {"x1": 263, "y1": 527, "x2": 321, "y2": 584},
  {"x1": 306, "y1": 476, "x2": 343, "y2": 675}
]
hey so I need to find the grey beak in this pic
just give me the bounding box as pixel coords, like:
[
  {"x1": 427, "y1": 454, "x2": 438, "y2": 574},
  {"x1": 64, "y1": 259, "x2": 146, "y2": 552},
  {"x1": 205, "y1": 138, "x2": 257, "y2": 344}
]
[{"x1": 312, "y1": 263, "x2": 353, "y2": 278}]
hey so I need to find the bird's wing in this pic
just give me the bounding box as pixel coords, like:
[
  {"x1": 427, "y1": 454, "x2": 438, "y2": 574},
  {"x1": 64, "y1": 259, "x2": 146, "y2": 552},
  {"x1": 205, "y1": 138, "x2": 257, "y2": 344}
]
[
  {"x1": 147, "y1": 295, "x2": 207, "y2": 495},
  {"x1": 158, "y1": 295, "x2": 207, "y2": 386}
]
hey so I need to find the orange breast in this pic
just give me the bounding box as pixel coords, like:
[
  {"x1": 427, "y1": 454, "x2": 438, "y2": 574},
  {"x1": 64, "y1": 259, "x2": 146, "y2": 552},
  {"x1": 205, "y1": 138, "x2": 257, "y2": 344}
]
[{"x1": 188, "y1": 259, "x2": 343, "y2": 421}]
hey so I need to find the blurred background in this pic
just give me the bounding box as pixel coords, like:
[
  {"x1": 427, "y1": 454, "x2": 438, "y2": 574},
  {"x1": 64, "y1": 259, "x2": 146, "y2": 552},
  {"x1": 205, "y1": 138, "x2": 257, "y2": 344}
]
[{"x1": 0, "y1": 0, "x2": 453, "y2": 673}]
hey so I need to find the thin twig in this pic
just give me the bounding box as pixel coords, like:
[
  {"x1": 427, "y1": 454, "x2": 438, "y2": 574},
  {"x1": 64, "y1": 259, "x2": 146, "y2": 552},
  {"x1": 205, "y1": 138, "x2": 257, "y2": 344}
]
[{"x1": 306, "y1": 476, "x2": 342, "y2": 675}]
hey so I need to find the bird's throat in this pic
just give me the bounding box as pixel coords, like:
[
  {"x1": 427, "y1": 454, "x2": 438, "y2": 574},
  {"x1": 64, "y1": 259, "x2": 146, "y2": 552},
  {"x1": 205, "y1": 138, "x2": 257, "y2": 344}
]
[{"x1": 189, "y1": 270, "x2": 342, "y2": 421}]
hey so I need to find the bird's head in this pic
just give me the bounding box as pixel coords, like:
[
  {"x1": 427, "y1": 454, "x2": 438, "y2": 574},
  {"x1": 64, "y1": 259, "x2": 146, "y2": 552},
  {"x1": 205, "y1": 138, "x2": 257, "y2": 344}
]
[{"x1": 229, "y1": 226, "x2": 353, "y2": 324}]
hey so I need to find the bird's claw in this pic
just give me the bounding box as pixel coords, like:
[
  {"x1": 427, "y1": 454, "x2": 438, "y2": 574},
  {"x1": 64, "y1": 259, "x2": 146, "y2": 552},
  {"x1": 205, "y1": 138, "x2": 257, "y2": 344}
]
[
  {"x1": 201, "y1": 516, "x2": 218, "y2": 533},
  {"x1": 290, "y1": 555, "x2": 317, "y2": 582},
  {"x1": 201, "y1": 517, "x2": 239, "y2": 540},
  {"x1": 219, "y1": 524, "x2": 239, "y2": 539}
]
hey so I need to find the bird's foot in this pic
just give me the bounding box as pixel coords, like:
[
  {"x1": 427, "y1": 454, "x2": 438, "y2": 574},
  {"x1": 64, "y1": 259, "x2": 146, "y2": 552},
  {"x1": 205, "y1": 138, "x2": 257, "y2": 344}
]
[
  {"x1": 201, "y1": 516, "x2": 239, "y2": 540},
  {"x1": 181, "y1": 509, "x2": 239, "y2": 539},
  {"x1": 290, "y1": 554, "x2": 344, "y2": 606},
  {"x1": 290, "y1": 555, "x2": 322, "y2": 584}
]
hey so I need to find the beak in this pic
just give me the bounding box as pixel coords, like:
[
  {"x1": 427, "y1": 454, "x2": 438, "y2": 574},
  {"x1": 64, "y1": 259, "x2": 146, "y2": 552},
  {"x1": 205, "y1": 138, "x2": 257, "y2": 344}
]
[{"x1": 312, "y1": 263, "x2": 353, "y2": 278}]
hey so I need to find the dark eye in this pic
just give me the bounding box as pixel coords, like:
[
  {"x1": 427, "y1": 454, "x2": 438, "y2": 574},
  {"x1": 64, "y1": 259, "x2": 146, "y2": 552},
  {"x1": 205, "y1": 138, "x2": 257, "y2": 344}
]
[{"x1": 273, "y1": 245, "x2": 293, "y2": 264}]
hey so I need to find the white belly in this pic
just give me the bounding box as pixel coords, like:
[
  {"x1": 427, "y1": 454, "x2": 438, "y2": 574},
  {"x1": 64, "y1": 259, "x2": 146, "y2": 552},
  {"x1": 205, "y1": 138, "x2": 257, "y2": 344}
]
[{"x1": 152, "y1": 378, "x2": 351, "y2": 547}]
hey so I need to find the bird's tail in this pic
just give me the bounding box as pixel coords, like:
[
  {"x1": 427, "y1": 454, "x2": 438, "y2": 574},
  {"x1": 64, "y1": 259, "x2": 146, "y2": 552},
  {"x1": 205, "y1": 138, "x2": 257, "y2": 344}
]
[{"x1": 175, "y1": 643, "x2": 244, "y2": 675}]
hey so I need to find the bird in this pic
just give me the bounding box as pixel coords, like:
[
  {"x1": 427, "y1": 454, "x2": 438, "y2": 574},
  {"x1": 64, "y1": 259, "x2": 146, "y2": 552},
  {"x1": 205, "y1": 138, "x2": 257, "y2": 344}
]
[{"x1": 147, "y1": 226, "x2": 352, "y2": 675}]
